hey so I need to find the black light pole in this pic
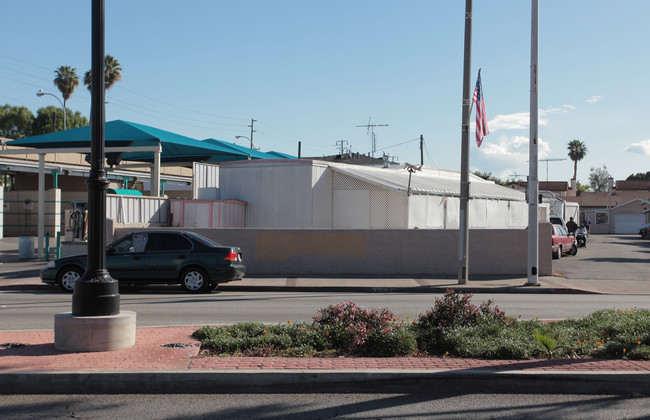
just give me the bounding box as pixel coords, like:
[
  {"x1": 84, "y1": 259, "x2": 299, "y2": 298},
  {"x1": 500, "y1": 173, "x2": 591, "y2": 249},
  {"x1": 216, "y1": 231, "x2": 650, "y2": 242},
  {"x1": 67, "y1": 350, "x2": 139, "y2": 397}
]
[{"x1": 72, "y1": 0, "x2": 120, "y2": 316}]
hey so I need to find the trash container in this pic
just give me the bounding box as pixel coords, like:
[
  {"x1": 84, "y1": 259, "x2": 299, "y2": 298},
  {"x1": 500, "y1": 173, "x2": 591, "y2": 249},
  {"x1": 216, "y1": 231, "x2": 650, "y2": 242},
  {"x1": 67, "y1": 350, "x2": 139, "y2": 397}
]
[{"x1": 18, "y1": 236, "x2": 35, "y2": 259}]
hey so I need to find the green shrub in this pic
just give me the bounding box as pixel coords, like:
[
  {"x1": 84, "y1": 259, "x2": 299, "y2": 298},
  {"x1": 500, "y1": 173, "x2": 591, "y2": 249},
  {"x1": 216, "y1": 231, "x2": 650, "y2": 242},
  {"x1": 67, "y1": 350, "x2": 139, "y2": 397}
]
[
  {"x1": 313, "y1": 301, "x2": 416, "y2": 356},
  {"x1": 193, "y1": 322, "x2": 328, "y2": 357},
  {"x1": 415, "y1": 289, "x2": 509, "y2": 354},
  {"x1": 192, "y1": 302, "x2": 650, "y2": 360}
]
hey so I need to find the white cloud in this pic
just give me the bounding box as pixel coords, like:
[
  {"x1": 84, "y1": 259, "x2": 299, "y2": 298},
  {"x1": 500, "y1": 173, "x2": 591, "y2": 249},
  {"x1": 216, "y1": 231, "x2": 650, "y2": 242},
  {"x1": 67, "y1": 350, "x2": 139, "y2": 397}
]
[
  {"x1": 540, "y1": 104, "x2": 575, "y2": 114},
  {"x1": 488, "y1": 112, "x2": 532, "y2": 131},
  {"x1": 479, "y1": 134, "x2": 551, "y2": 167},
  {"x1": 585, "y1": 95, "x2": 603, "y2": 104},
  {"x1": 625, "y1": 139, "x2": 650, "y2": 156},
  {"x1": 487, "y1": 105, "x2": 574, "y2": 132}
]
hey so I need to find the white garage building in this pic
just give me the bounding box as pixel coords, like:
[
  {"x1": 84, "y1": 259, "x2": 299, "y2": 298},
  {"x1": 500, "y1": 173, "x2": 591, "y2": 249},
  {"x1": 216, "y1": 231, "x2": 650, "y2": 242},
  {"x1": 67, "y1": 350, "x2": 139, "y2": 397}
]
[
  {"x1": 582, "y1": 198, "x2": 650, "y2": 234},
  {"x1": 197, "y1": 159, "x2": 528, "y2": 229}
]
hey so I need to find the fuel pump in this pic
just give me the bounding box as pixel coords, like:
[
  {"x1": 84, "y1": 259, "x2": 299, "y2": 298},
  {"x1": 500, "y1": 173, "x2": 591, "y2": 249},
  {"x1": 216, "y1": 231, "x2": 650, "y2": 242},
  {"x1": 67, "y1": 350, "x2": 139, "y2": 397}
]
[{"x1": 67, "y1": 200, "x2": 88, "y2": 241}]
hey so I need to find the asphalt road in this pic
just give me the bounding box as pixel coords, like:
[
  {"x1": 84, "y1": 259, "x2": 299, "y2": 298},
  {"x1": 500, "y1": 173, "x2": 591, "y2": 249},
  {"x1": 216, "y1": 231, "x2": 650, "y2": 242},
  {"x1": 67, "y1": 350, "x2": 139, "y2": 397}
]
[
  {"x1": 2, "y1": 290, "x2": 650, "y2": 330},
  {"x1": 2, "y1": 393, "x2": 649, "y2": 419}
]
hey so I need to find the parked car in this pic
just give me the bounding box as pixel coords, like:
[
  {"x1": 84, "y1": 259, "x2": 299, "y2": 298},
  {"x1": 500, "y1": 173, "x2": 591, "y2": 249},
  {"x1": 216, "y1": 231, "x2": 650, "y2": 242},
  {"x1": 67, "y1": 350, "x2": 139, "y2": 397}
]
[
  {"x1": 639, "y1": 223, "x2": 650, "y2": 239},
  {"x1": 550, "y1": 215, "x2": 567, "y2": 230},
  {"x1": 552, "y1": 224, "x2": 577, "y2": 259},
  {"x1": 41, "y1": 231, "x2": 245, "y2": 293}
]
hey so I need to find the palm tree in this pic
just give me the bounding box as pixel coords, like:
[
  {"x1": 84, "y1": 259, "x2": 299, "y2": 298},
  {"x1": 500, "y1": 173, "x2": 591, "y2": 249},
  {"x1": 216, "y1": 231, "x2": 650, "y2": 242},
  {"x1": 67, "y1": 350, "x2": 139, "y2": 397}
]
[
  {"x1": 567, "y1": 139, "x2": 588, "y2": 181},
  {"x1": 53, "y1": 66, "x2": 79, "y2": 108},
  {"x1": 83, "y1": 55, "x2": 123, "y2": 91}
]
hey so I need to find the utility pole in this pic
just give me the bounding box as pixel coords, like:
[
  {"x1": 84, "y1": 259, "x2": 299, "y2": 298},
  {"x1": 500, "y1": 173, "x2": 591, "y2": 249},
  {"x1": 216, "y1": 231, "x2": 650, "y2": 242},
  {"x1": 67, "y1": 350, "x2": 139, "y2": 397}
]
[
  {"x1": 527, "y1": 0, "x2": 539, "y2": 286},
  {"x1": 248, "y1": 118, "x2": 256, "y2": 150},
  {"x1": 356, "y1": 118, "x2": 388, "y2": 157},
  {"x1": 458, "y1": 0, "x2": 472, "y2": 285},
  {"x1": 420, "y1": 135, "x2": 424, "y2": 166}
]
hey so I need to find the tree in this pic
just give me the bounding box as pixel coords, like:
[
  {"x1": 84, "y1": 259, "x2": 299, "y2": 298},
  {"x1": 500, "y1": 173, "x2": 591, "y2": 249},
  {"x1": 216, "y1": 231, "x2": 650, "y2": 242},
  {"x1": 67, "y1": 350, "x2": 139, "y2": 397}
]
[
  {"x1": 0, "y1": 104, "x2": 34, "y2": 139},
  {"x1": 472, "y1": 170, "x2": 507, "y2": 186},
  {"x1": 589, "y1": 165, "x2": 612, "y2": 192},
  {"x1": 575, "y1": 180, "x2": 590, "y2": 196},
  {"x1": 83, "y1": 55, "x2": 123, "y2": 91},
  {"x1": 53, "y1": 66, "x2": 80, "y2": 109},
  {"x1": 32, "y1": 106, "x2": 88, "y2": 135},
  {"x1": 626, "y1": 172, "x2": 650, "y2": 180},
  {"x1": 567, "y1": 139, "x2": 588, "y2": 181}
]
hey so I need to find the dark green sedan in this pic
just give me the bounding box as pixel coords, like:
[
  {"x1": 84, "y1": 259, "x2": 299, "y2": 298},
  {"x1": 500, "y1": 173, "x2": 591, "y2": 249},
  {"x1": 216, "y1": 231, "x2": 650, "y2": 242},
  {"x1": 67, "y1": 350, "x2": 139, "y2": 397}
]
[{"x1": 41, "y1": 230, "x2": 245, "y2": 293}]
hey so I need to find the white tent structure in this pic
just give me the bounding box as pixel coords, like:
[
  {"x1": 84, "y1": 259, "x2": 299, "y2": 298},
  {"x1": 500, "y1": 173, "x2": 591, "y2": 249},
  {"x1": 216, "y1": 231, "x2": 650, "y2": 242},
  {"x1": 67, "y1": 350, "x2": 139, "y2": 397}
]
[{"x1": 202, "y1": 159, "x2": 528, "y2": 230}]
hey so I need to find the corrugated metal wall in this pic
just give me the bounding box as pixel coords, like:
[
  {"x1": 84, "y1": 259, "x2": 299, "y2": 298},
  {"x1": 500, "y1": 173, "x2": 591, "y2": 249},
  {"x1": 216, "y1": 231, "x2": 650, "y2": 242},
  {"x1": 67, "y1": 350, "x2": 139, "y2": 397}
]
[
  {"x1": 192, "y1": 162, "x2": 219, "y2": 199},
  {"x1": 106, "y1": 195, "x2": 170, "y2": 225},
  {"x1": 311, "y1": 165, "x2": 332, "y2": 228},
  {"x1": 219, "y1": 162, "x2": 316, "y2": 228},
  {"x1": 170, "y1": 199, "x2": 246, "y2": 228}
]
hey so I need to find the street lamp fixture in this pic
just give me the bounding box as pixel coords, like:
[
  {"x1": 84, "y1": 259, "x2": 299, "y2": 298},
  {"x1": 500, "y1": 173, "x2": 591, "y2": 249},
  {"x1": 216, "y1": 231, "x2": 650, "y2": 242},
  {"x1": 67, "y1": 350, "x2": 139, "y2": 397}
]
[
  {"x1": 235, "y1": 135, "x2": 252, "y2": 149},
  {"x1": 36, "y1": 89, "x2": 66, "y2": 131}
]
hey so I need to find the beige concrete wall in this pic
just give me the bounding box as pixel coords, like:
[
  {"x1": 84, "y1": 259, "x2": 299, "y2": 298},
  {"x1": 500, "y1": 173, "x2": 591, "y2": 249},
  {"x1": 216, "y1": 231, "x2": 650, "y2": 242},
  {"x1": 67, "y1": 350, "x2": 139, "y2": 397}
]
[{"x1": 114, "y1": 224, "x2": 553, "y2": 277}]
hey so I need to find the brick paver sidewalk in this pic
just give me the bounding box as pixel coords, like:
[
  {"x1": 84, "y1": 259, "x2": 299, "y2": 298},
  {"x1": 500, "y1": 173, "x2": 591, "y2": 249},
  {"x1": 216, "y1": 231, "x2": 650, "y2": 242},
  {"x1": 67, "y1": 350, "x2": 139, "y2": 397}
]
[{"x1": 2, "y1": 327, "x2": 650, "y2": 372}]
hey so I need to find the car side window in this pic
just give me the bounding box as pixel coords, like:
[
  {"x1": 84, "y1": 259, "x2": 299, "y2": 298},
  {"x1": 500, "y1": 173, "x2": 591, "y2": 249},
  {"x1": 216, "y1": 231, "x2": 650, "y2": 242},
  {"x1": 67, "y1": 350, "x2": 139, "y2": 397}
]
[
  {"x1": 145, "y1": 233, "x2": 192, "y2": 252},
  {"x1": 112, "y1": 236, "x2": 135, "y2": 253}
]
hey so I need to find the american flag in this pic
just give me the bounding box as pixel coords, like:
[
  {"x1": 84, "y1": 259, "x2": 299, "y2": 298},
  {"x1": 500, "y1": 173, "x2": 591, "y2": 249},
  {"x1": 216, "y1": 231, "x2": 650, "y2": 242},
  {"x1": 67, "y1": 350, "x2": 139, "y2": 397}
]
[{"x1": 473, "y1": 69, "x2": 489, "y2": 147}]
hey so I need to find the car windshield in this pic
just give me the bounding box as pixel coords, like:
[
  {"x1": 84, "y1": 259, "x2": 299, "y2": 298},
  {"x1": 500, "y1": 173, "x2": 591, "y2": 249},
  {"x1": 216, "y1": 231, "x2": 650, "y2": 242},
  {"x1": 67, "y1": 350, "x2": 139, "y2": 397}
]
[{"x1": 185, "y1": 232, "x2": 222, "y2": 248}]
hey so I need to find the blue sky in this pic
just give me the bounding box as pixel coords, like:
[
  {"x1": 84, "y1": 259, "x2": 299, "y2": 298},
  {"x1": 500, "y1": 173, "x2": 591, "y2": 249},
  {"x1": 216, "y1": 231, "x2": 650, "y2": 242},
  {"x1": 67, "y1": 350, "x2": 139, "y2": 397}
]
[{"x1": 2, "y1": 1, "x2": 649, "y2": 184}]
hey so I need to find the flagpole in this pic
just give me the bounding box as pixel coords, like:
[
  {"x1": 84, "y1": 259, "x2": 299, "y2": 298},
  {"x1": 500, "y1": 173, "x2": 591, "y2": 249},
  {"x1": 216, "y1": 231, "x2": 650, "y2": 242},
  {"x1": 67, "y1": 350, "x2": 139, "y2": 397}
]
[
  {"x1": 527, "y1": 0, "x2": 540, "y2": 286},
  {"x1": 458, "y1": 0, "x2": 472, "y2": 285}
]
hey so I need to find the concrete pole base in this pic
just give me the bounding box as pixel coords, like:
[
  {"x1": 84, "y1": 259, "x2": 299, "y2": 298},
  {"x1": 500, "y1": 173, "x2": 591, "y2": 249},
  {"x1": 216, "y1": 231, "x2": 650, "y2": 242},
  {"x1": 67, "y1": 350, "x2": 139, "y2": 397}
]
[{"x1": 54, "y1": 311, "x2": 136, "y2": 352}]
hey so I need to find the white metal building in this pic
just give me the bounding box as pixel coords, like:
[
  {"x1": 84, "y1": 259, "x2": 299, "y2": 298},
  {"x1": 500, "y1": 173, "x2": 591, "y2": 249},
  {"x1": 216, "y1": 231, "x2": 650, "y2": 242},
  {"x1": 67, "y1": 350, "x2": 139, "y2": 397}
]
[{"x1": 199, "y1": 159, "x2": 528, "y2": 229}]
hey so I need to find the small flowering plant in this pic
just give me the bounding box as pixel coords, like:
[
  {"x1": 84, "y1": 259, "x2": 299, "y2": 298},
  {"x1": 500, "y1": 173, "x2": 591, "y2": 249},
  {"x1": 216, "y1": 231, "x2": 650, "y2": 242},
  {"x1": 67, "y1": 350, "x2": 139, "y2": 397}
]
[{"x1": 313, "y1": 301, "x2": 416, "y2": 356}]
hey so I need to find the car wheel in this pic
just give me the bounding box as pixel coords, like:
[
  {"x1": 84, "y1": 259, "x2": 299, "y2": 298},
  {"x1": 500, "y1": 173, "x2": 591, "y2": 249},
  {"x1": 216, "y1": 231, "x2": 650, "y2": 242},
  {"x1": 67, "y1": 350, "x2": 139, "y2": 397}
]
[
  {"x1": 180, "y1": 267, "x2": 210, "y2": 293},
  {"x1": 570, "y1": 244, "x2": 578, "y2": 256},
  {"x1": 57, "y1": 266, "x2": 83, "y2": 292}
]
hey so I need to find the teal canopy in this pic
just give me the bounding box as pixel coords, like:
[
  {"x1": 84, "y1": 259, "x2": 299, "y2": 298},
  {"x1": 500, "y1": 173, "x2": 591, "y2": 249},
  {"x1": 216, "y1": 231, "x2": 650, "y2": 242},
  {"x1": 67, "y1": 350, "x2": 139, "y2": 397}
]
[
  {"x1": 107, "y1": 188, "x2": 143, "y2": 196},
  {"x1": 202, "y1": 138, "x2": 279, "y2": 160},
  {"x1": 8, "y1": 120, "x2": 258, "y2": 166},
  {"x1": 266, "y1": 151, "x2": 297, "y2": 159}
]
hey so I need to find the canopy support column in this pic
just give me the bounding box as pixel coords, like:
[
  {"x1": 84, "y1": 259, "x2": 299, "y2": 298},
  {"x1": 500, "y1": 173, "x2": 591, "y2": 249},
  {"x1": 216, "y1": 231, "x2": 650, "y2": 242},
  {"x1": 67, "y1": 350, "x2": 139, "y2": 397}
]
[
  {"x1": 152, "y1": 149, "x2": 160, "y2": 196},
  {"x1": 38, "y1": 154, "x2": 44, "y2": 258}
]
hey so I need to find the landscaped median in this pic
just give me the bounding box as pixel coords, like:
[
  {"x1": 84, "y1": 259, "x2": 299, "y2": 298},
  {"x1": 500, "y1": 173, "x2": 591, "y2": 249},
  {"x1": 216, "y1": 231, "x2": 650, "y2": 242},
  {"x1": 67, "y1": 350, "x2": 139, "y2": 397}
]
[{"x1": 193, "y1": 290, "x2": 650, "y2": 360}]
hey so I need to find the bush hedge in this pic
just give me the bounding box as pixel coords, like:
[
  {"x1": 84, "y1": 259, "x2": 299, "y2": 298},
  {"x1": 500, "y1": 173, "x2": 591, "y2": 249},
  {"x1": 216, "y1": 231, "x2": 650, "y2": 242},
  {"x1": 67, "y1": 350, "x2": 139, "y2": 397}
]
[{"x1": 192, "y1": 290, "x2": 650, "y2": 360}]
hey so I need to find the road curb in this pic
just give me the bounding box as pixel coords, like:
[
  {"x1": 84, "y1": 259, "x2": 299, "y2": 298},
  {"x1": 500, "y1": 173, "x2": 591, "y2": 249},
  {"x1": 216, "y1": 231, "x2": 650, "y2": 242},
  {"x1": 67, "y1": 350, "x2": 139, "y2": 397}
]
[
  {"x1": 0, "y1": 370, "x2": 647, "y2": 395},
  {"x1": 0, "y1": 283, "x2": 598, "y2": 294}
]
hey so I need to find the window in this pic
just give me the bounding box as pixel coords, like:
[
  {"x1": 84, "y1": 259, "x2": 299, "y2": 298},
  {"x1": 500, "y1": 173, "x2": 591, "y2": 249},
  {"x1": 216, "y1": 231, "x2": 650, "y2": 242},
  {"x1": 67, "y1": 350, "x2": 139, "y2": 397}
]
[
  {"x1": 145, "y1": 233, "x2": 192, "y2": 251},
  {"x1": 596, "y1": 212, "x2": 609, "y2": 224},
  {"x1": 111, "y1": 234, "x2": 147, "y2": 253}
]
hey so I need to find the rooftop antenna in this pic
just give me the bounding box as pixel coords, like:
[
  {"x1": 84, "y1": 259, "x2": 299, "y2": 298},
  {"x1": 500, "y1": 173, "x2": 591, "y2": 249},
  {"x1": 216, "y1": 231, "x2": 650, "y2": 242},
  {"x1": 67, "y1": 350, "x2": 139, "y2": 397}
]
[
  {"x1": 539, "y1": 158, "x2": 567, "y2": 182},
  {"x1": 356, "y1": 117, "x2": 388, "y2": 158},
  {"x1": 335, "y1": 140, "x2": 348, "y2": 155}
]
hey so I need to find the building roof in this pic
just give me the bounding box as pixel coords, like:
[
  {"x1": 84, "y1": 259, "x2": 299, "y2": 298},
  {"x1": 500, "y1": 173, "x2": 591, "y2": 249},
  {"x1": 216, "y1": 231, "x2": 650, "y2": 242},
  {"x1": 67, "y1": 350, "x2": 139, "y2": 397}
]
[
  {"x1": 614, "y1": 180, "x2": 650, "y2": 190},
  {"x1": 328, "y1": 162, "x2": 525, "y2": 201},
  {"x1": 305, "y1": 152, "x2": 399, "y2": 167},
  {"x1": 202, "y1": 138, "x2": 281, "y2": 160}
]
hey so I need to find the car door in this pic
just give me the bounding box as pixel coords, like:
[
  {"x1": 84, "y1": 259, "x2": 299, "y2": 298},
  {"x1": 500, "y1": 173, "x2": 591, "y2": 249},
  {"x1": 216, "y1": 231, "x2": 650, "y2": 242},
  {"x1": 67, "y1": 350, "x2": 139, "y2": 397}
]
[
  {"x1": 556, "y1": 226, "x2": 571, "y2": 249},
  {"x1": 143, "y1": 232, "x2": 193, "y2": 283},
  {"x1": 106, "y1": 233, "x2": 149, "y2": 282}
]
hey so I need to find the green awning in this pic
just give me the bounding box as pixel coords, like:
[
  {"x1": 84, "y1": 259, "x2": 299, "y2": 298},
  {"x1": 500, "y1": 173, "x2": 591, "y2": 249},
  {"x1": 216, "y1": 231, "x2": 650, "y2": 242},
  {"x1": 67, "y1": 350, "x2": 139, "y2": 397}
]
[{"x1": 107, "y1": 188, "x2": 143, "y2": 196}]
